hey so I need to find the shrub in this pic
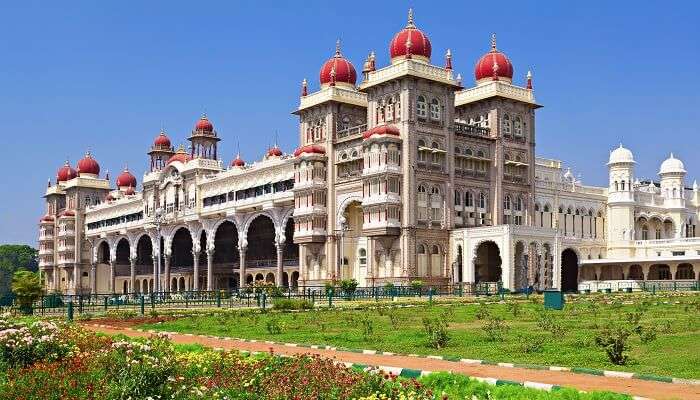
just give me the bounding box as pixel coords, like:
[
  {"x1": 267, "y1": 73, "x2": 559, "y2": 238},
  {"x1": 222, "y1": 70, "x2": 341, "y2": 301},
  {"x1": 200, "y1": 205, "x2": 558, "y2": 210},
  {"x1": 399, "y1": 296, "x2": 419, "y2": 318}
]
[
  {"x1": 272, "y1": 298, "x2": 313, "y2": 310},
  {"x1": 409, "y1": 280, "x2": 424, "y2": 292},
  {"x1": 506, "y1": 300, "x2": 521, "y2": 317},
  {"x1": 359, "y1": 314, "x2": 374, "y2": 340},
  {"x1": 536, "y1": 310, "x2": 565, "y2": 336},
  {"x1": 422, "y1": 309, "x2": 452, "y2": 349},
  {"x1": 483, "y1": 316, "x2": 509, "y2": 342},
  {"x1": 265, "y1": 318, "x2": 283, "y2": 335},
  {"x1": 637, "y1": 325, "x2": 657, "y2": 344},
  {"x1": 0, "y1": 319, "x2": 75, "y2": 368},
  {"x1": 475, "y1": 302, "x2": 490, "y2": 320},
  {"x1": 340, "y1": 279, "x2": 359, "y2": 296},
  {"x1": 595, "y1": 326, "x2": 631, "y2": 365},
  {"x1": 517, "y1": 334, "x2": 546, "y2": 353},
  {"x1": 11, "y1": 271, "x2": 42, "y2": 313}
]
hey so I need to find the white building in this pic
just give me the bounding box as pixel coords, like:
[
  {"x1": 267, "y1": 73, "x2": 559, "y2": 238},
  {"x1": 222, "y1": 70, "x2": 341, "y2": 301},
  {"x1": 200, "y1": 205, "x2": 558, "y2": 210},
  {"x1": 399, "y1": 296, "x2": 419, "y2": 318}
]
[{"x1": 37, "y1": 10, "x2": 699, "y2": 295}]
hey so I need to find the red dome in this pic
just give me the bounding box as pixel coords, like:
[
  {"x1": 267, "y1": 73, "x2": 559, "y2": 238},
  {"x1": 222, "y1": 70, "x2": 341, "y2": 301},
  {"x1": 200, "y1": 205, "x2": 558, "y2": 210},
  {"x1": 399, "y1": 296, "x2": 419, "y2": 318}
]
[
  {"x1": 474, "y1": 34, "x2": 513, "y2": 82},
  {"x1": 267, "y1": 145, "x2": 283, "y2": 157},
  {"x1": 167, "y1": 147, "x2": 192, "y2": 165},
  {"x1": 319, "y1": 41, "x2": 357, "y2": 88},
  {"x1": 153, "y1": 130, "x2": 171, "y2": 148},
  {"x1": 195, "y1": 115, "x2": 214, "y2": 133},
  {"x1": 56, "y1": 161, "x2": 77, "y2": 182},
  {"x1": 294, "y1": 144, "x2": 326, "y2": 157},
  {"x1": 116, "y1": 168, "x2": 137, "y2": 188},
  {"x1": 362, "y1": 124, "x2": 400, "y2": 140},
  {"x1": 230, "y1": 154, "x2": 245, "y2": 167},
  {"x1": 389, "y1": 10, "x2": 431, "y2": 62},
  {"x1": 76, "y1": 152, "x2": 100, "y2": 176}
]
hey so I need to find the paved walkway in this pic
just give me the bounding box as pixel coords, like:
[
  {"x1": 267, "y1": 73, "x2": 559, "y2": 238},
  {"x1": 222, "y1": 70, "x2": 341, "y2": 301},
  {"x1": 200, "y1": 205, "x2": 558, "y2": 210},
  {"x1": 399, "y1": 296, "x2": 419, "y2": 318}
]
[{"x1": 84, "y1": 325, "x2": 699, "y2": 400}]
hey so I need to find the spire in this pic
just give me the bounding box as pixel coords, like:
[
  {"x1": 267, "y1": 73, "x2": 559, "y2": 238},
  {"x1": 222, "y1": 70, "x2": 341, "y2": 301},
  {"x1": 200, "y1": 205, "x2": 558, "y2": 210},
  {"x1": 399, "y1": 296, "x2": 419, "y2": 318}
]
[
  {"x1": 445, "y1": 49, "x2": 452, "y2": 70},
  {"x1": 456, "y1": 73, "x2": 463, "y2": 87},
  {"x1": 526, "y1": 70, "x2": 533, "y2": 89},
  {"x1": 335, "y1": 39, "x2": 342, "y2": 57},
  {"x1": 301, "y1": 78, "x2": 308, "y2": 96},
  {"x1": 47, "y1": 178, "x2": 51, "y2": 188},
  {"x1": 105, "y1": 169, "x2": 110, "y2": 181},
  {"x1": 693, "y1": 180, "x2": 698, "y2": 191},
  {"x1": 491, "y1": 33, "x2": 497, "y2": 51},
  {"x1": 406, "y1": 8, "x2": 415, "y2": 28}
]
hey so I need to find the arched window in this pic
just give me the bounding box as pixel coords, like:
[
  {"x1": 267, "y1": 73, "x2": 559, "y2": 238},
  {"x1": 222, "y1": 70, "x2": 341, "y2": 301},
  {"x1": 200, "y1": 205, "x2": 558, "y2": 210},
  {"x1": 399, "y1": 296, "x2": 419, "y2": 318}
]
[
  {"x1": 534, "y1": 203, "x2": 540, "y2": 212},
  {"x1": 454, "y1": 190, "x2": 462, "y2": 206},
  {"x1": 504, "y1": 195, "x2": 512, "y2": 210},
  {"x1": 417, "y1": 244, "x2": 426, "y2": 254},
  {"x1": 431, "y1": 245, "x2": 440, "y2": 255},
  {"x1": 358, "y1": 248, "x2": 367, "y2": 267},
  {"x1": 515, "y1": 197, "x2": 523, "y2": 211},
  {"x1": 479, "y1": 192, "x2": 487, "y2": 208},
  {"x1": 430, "y1": 98, "x2": 441, "y2": 120},
  {"x1": 477, "y1": 150, "x2": 485, "y2": 158},
  {"x1": 465, "y1": 191, "x2": 474, "y2": 207},
  {"x1": 621, "y1": 180, "x2": 626, "y2": 191},
  {"x1": 431, "y1": 186, "x2": 440, "y2": 196},
  {"x1": 418, "y1": 184, "x2": 426, "y2": 194},
  {"x1": 502, "y1": 114, "x2": 512, "y2": 136},
  {"x1": 416, "y1": 95, "x2": 428, "y2": 119},
  {"x1": 544, "y1": 204, "x2": 550, "y2": 212},
  {"x1": 464, "y1": 148, "x2": 473, "y2": 156},
  {"x1": 514, "y1": 116, "x2": 523, "y2": 136},
  {"x1": 642, "y1": 225, "x2": 649, "y2": 240}
]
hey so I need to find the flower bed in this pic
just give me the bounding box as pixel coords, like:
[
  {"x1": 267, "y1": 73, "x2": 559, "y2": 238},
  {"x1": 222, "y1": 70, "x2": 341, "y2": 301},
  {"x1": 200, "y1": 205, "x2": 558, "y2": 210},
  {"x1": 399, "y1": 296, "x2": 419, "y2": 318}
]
[{"x1": 0, "y1": 314, "x2": 632, "y2": 399}]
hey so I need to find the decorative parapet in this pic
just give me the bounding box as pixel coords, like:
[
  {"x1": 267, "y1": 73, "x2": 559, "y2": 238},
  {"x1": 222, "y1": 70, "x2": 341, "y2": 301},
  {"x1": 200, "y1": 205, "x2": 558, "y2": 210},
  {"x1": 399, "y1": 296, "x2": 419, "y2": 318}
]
[
  {"x1": 359, "y1": 59, "x2": 456, "y2": 90},
  {"x1": 297, "y1": 86, "x2": 368, "y2": 112},
  {"x1": 455, "y1": 80, "x2": 539, "y2": 107}
]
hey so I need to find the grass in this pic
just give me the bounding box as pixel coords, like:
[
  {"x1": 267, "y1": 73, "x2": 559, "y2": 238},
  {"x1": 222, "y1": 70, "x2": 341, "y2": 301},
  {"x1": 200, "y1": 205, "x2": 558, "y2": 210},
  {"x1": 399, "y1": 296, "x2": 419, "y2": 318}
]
[{"x1": 137, "y1": 292, "x2": 700, "y2": 379}]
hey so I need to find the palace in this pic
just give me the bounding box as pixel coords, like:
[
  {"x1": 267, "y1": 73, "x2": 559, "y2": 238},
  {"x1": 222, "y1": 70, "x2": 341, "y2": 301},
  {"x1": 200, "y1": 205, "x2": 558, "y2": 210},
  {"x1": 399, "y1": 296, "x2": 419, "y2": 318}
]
[{"x1": 37, "y1": 10, "x2": 699, "y2": 295}]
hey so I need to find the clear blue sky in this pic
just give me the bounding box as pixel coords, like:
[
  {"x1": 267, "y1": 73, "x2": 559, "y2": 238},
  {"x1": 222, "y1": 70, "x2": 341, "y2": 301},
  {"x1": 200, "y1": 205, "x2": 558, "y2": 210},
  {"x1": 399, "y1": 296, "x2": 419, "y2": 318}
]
[{"x1": 1, "y1": 1, "x2": 698, "y2": 246}]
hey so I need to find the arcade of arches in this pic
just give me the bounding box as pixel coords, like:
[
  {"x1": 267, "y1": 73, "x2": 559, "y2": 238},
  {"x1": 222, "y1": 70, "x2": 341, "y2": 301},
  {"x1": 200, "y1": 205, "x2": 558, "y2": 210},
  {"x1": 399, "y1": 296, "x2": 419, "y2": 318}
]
[
  {"x1": 98, "y1": 215, "x2": 300, "y2": 294},
  {"x1": 579, "y1": 262, "x2": 697, "y2": 282}
]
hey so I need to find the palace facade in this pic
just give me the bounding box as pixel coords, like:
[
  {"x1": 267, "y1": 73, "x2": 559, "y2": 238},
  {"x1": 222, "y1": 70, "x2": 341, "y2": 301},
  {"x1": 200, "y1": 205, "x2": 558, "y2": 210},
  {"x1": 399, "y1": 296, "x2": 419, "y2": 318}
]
[{"x1": 37, "y1": 11, "x2": 699, "y2": 295}]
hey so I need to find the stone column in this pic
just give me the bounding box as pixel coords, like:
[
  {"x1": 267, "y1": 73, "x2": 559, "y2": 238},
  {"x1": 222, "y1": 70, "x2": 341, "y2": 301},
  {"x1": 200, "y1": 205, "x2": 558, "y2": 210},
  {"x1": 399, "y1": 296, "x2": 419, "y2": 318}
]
[
  {"x1": 276, "y1": 243, "x2": 284, "y2": 287},
  {"x1": 642, "y1": 264, "x2": 650, "y2": 280},
  {"x1": 206, "y1": 248, "x2": 214, "y2": 291},
  {"x1": 152, "y1": 251, "x2": 158, "y2": 293},
  {"x1": 109, "y1": 260, "x2": 116, "y2": 293},
  {"x1": 90, "y1": 263, "x2": 97, "y2": 295},
  {"x1": 622, "y1": 265, "x2": 631, "y2": 280},
  {"x1": 594, "y1": 265, "x2": 602, "y2": 281},
  {"x1": 670, "y1": 264, "x2": 678, "y2": 280},
  {"x1": 239, "y1": 246, "x2": 247, "y2": 288},
  {"x1": 73, "y1": 264, "x2": 81, "y2": 294},
  {"x1": 163, "y1": 255, "x2": 171, "y2": 292},
  {"x1": 53, "y1": 267, "x2": 59, "y2": 292},
  {"x1": 130, "y1": 257, "x2": 136, "y2": 294},
  {"x1": 192, "y1": 250, "x2": 200, "y2": 291}
]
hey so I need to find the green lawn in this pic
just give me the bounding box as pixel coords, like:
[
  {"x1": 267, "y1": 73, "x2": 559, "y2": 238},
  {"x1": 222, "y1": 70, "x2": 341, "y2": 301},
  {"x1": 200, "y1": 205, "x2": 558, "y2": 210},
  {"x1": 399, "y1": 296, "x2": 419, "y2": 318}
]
[{"x1": 137, "y1": 293, "x2": 700, "y2": 379}]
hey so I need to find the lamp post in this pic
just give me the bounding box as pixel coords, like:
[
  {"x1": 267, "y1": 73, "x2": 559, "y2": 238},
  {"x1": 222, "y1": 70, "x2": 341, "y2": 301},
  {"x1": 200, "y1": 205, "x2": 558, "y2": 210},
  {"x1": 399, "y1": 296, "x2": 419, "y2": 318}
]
[{"x1": 154, "y1": 207, "x2": 164, "y2": 294}]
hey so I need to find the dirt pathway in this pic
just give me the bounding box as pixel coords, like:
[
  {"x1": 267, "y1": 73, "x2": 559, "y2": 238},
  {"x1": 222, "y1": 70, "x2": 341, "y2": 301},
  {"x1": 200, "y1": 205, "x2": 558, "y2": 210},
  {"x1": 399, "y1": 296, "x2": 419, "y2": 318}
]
[{"x1": 84, "y1": 324, "x2": 698, "y2": 400}]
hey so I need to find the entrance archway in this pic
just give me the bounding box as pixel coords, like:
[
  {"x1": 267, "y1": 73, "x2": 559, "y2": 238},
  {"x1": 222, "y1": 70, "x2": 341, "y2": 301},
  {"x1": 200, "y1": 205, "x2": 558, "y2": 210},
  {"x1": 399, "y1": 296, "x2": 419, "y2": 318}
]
[
  {"x1": 561, "y1": 248, "x2": 579, "y2": 292},
  {"x1": 247, "y1": 215, "x2": 276, "y2": 267},
  {"x1": 340, "y1": 201, "x2": 363, "y2": 282},
  {"x1": 474, "y1": 241, "x2": 501, "y2": 283}
]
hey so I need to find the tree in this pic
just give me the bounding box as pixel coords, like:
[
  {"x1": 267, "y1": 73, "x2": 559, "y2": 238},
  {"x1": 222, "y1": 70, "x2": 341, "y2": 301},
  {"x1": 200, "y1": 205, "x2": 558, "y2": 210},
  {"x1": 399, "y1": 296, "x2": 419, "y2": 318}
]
[
  {"x1": 11, "y1": 270, "x2": 42, "y2": 314},
  {"x1": 0, "y1": 245, "x2": 38, "y2": 299}
]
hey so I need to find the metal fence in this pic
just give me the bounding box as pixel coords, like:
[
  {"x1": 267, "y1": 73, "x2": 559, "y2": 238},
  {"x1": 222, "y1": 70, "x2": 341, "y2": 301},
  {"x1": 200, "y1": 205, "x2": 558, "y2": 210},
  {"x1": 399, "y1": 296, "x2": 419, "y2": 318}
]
[{"x1": 24, "y1": 282, "x2": 502, "y2": 317}]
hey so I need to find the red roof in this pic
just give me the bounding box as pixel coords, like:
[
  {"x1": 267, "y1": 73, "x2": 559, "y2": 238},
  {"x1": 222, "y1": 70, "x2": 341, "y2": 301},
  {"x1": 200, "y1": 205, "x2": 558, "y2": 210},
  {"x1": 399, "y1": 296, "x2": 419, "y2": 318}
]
[
  {"x1": 474, "y1": 35, "x2": 513, "y2": 82},
  {"x1": 195, "y1": 115, "x2": 213, "y2": 133},
  {"x1": 56, "y1": 161, "x2": 77, "y2": 182},
  {"x1": 76, "y1": 152, "x2": 100, "y2": 176},
  {"x1": 362, "y1": 125, "x2": 400, "y2": 140},
  {"x1": 267, "y1": 145, "x2": 283, "y2": 157},
  {"x1": 153, "y1": 131, "x2": 172, "y2": 148},
  {"x1": 116, "y1": 168, "x2": 137, "y2": 188},
  {"x1": 294, "y1": 144, "x2": 326, "y2": 157},
  {"x1": 390, "y1": 10, "x2": 431, "y2": 61},
  {"x1": 319, "y1": 41, "x2": 357, "y2": 87},
  {"x1": 60, "y1": 209, "x2": 75, "y2": 217},
  {"x1": 230, "y1": 154, "x2": 245, "y2": 167},
  {"x1": 167, "y1": 151, "x2": 192, "y2": 165},
  {"x1": 40, "y1": 215, "x2": 54, "y2": 223}
]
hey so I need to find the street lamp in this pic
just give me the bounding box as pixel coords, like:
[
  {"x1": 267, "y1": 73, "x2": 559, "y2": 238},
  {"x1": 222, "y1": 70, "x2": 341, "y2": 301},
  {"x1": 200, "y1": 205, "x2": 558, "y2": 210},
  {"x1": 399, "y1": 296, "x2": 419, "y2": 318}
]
[{"x1": 154, "y1": 207, "x2": 164, "y2": 293}]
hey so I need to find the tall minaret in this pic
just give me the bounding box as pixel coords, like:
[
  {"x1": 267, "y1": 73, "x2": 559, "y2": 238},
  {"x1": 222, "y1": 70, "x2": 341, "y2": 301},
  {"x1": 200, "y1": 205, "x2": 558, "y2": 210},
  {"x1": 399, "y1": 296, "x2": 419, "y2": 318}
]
[
  {"x1": 148, "y1": 129, "x2": 175, "y2": 172},
  {"x1": 607, "y1": 144, "x2": 636, "y2": 248}
]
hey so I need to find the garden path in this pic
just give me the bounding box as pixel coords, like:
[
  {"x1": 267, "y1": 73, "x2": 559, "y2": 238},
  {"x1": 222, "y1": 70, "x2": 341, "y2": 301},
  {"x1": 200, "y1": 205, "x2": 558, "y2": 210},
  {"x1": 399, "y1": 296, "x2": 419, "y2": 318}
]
[{"x1": 84, "y1": 324, "x2": 699, "y2": 400}]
